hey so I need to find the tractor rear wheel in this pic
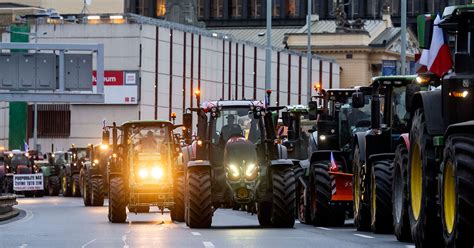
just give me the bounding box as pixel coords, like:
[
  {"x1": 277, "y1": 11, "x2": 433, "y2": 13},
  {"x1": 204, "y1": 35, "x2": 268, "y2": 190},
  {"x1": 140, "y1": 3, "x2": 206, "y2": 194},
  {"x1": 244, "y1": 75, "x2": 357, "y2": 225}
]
[
  {"x1": 61, "y1": 172, "x2": 72, "y2": 197},
  {"x1": 271, "y1": 166, "x2": 295, "y2": 228},
  {"x1": 440, "y1": 134, "x2": 474, "y2": 248},
  {"x1": 296, "y1": 179, "x2": 311, "y2": 224},
  {"x1": 408, "y1": 109, "x2": 442, "y2": 247},
  {"x1": 81, "y1": 170, "x2": 91, "y2": 206},
  {"x1": 186, "y1": 167, "x2": 212, "y2": 228},
  {"x1": 48, "y1": 176, "x2": 60, "y2": 196},
  {"x1": 353, "y1": 144, "x2": 371, "y2": 231},
  {"x1": 72, "y1": 174, "x2": 81, "y2": 197},
  {"x1": 311, "y1": 162, "x2": 345, "y2": 227},
  {"x1": 91, "y1": 177, "x2": 104, "y2": 206},
  {"x1": 108, "y1": 177, "x2": 127, "y2": 223},
  {"x1": 392, "y1": 143, "x2": 412, "y2": 242},
  {"x1": 370, "y1": 160, "x2": 393, "y2": 233},
  {"x1": 170, "y1": 175, "x2": 185, "y2": 222}
]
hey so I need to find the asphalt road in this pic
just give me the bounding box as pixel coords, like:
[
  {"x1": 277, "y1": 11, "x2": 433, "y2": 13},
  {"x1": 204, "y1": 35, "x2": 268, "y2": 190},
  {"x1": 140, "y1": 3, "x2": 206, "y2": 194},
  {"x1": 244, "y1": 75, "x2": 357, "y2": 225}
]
[{"x1": 0, "y1": 197, "x2": 415, "y2": 248}]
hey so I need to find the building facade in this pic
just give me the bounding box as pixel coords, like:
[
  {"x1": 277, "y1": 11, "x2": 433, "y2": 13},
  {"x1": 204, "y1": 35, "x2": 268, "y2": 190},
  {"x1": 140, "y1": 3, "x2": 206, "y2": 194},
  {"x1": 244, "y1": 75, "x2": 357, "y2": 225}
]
[{"x1": 0, "y1": 15, "x2": 340, "y2": 150}]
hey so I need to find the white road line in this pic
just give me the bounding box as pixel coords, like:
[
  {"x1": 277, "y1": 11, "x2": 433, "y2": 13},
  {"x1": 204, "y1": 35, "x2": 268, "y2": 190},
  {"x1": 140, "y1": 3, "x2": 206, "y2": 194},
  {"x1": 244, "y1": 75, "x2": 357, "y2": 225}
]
[
  {"x1": 81, "y1": 239, "x2": 97, "y2": 248},
  {"x1": 353, "y1": 234, "x2": 374, "y2": 239},
  {"x1": 18, "y1": 244, "x2": 28, "y2": 248},
  {"x1": 191, "y1": 232, "x2": 201, "y2": 236},
  {"x1": 405, "y1": 245, "x2": 416, "y2": 248},
  {"x1": 203, "y1": 241, "x2": 215, "y2": 247},
  {"x1": 295, "y1": 220, "x2": 301, "y2": 224},
  {"x1": 316, "y1": 227, "x2": 332, "y2": 231}
]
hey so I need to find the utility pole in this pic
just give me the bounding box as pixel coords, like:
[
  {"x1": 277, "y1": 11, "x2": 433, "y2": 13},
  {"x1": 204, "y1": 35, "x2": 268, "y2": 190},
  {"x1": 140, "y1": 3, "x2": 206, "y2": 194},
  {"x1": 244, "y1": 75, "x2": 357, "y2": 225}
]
[
  {"x1": 33, "y1": 19, "x2": 38, "y2": 152},
  {"x1": 401, "y1": 0, "x2": 407, "y2": 75},
  {"x1": 265, "y1": 0, "x2": 272, "y2": 106},
  {"x1": 307, "y1": 0, "x2": 312, "y2": 99}
]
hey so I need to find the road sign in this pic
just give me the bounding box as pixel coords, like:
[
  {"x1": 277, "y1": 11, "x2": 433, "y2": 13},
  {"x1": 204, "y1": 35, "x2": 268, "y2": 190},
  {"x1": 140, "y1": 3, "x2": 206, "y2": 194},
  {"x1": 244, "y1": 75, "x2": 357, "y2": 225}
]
[{"x1": 13, "y1": 174, "x2": 44, "y2": 191}]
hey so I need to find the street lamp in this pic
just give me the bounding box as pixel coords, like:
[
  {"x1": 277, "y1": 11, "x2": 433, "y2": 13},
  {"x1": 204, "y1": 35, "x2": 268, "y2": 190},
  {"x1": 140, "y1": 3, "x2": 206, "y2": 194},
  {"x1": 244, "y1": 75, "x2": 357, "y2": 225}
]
[
  {"x1": 307, "y1": 0, "x2": 312, "y2": 99},
  {"x1": 401, "y1": 0, "x2": 407, "y2": 75},
  {"x1": 265, "y1": 0, "x2": 272, "y2": 107}
]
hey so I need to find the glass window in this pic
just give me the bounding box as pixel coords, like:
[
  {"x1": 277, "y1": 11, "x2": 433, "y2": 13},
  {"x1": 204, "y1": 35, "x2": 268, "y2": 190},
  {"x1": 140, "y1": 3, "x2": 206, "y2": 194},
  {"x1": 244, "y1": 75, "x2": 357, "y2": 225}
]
[
  {"x1": 288, "y1": 0, "x2": 300, "y2": 17},
  {"x1": 367, "y1": 0, "x2": 380, "y2": 19},
  {"x1": 231, "y1": 0, "x2": 243, "y2": 18},
  {"x1": 156, "y1": 0, "x2": 166, "y2": 17},
  {"x1": 128, "y1": 125, "x2": 170, "y2": 153},
  {"x1": 211, "y1": 108, "x2": 260, "y2": 144},
  {"x1": 392, "y1": 86, "x2": 409, "y2": 130},
  {"x1": 273, "y1": 0, "x2": 280, "y2": 17},
  {"x1": 212, "y1": 0, "x2": 224, "y2": 18},
  {"x1": 391, "y1": 0, "x2": 400, "y2": 16},
  {"x1": 249, "y1": 0, "x2": 262, "y2": 18},
  {"x1": 350, "y1": 0, "x2": 360, "y2": 18},
  {"x1": 407, "y1": 0, "x2": 416, "y2": 15}
]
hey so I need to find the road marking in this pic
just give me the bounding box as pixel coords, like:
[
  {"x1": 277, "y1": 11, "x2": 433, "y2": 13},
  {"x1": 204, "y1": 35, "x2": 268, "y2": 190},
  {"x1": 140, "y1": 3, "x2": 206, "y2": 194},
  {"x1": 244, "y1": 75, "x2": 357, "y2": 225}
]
[
  {"x1": 18, "y1": 244, "x2": 28, "y2": 248},
  {"x1": 316, "y1": 227, "x2": 332, "y2": 231},
  {"x1": 81, "y1": 239, "x2": 97, "y2": 248},
  {"x1": 295, "y1": 220, "x2": 301, "y2": 224},
  {"x1": 405, "y1": 246, "x2": 415, "y2": 248},
  {"x1": 191, "y1": 232, "x2": 201, "y2": 236},
  {"x1": 203, "y1": 241, "x2": 215, "y2": 247},
  {"x1": 353, "y1": 234, "x2": 374, "y2": 239}
]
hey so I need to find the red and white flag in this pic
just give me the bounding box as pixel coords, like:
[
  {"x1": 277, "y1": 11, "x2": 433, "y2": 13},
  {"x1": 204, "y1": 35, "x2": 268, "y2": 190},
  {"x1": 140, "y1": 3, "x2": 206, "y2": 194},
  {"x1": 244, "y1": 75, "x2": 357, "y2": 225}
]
[{"x1": 420, "y1": 14, "x2": 453, "y2": 77}]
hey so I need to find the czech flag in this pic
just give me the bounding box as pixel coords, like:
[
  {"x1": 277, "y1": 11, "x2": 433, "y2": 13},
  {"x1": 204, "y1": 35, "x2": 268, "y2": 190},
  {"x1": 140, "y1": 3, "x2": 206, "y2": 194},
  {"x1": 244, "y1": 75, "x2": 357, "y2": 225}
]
[
  {"x1": 420, "y1": 14, "x2": 453, "y2": 77},
  {"x1": 329, "y1": 152, "x2": 338, "y2": 172}
]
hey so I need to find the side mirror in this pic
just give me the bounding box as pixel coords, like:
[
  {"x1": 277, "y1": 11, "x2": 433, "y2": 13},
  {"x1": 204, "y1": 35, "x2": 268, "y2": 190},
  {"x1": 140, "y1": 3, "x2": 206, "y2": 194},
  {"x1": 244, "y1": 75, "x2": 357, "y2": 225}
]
[
  {"x1": 308, "y1": 101, "x2": 318, "y2": 120},
  {"x1": 406, "y1": 83, "x2": 421, "y2": 112},
  {"x1": 282, "y1": 112, "x2": 291, "y2": 126},
  {"x1": 102, "y1": 130, "x2": 110, "y2": 145},
  {"x1": 352, "y1": 92, "x2": 365, "y2": 108}
]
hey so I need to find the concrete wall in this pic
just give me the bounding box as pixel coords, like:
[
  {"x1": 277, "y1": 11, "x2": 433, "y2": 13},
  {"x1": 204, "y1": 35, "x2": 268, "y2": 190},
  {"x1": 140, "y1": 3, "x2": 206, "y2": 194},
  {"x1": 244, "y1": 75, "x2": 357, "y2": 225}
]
[{"x1": 1, "y1": 22, "x2": 339, "y2": 152}]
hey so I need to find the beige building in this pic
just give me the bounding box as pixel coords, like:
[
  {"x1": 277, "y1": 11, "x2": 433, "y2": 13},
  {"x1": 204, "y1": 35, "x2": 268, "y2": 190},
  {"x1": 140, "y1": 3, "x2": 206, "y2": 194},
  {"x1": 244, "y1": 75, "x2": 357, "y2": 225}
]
[
  {"x1": 0, "y1": 0, "x2": 124, "y2": 14},
  {"x1": 286, "y1": 14, "x2": 419, "y2": 88}
]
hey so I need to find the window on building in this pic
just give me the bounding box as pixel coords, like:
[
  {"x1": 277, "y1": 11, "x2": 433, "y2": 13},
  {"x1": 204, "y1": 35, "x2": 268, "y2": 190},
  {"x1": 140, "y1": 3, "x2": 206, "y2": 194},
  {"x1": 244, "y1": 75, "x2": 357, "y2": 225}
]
[
  {"x1": 156, "y1": 0, "x2": 166, "y2": 17},
  {"x1": 136, "y1": 0, "x2": 151, "y2": 17},
  {"x1": 349, "y1": 0, "x2": 360, "y2": 18},
  {"x1": 407, "y1": 0, "x2": 416, "y2": 15},
  {"x1": 366, "y1": 0, "x2": 380, "y2": 19},
  {"x1": 273, "y1": 0, "x2": 281, "y2": 17},
  {"x1": 231, "y1": 0, "x2": 243, "y2": 18},
  {"x1": 34, "y1": 105, "x2": 71, "y2": 138},
  {"x1": 288, "y1": 0, "x2": 300, "y2": 17},
  {"x1": 212, "y1": 0, "x2": 224, "y2": 18},
  {"x1": 249, "y1": 0, "x2": 262, "y2": 18},
  {"x1": 198, "y1": 0, "x2": 205, "y2": 18},
  {"x1": 425, "y1": 0, "x2": 439, "y2": 14},
  {"x1": 390, "y1": 0, "x2": 400, "y2": 16}
]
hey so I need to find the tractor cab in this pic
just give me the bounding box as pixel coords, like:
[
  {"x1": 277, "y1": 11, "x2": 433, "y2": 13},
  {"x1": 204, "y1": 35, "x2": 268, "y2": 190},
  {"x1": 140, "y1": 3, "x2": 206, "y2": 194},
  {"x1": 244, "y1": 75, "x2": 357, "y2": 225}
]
[
  {"x1": 280, "y1": 105, "x2": 311, "y2": 161},
  {"x1": 5, "y1": 150, "x2": 32, "y2": 175}
]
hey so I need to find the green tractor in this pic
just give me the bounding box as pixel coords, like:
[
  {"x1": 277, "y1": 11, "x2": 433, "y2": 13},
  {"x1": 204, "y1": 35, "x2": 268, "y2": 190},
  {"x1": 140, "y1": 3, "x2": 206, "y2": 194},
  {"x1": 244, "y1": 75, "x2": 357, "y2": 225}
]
[
  {"x1": 35, "y1": 153, "x2": 61, "y2": 196},
  {"x1": 2, "y1": 150, "x2": 44, "y2": 197},
  {"x1": 181, "y1": 98, "x2": 296, "y2": 228},
  {"x1": 80, "y1": 143, "x2": 111, "y2": 206},
  {"x1": 57, "y1": 146, "x2": 90, "y2": 197},
  {"x1": 295, "y1": 88, "x2": 372, "y2": 226},
  {"x1": 107, "y1": 120, "x2": 185, "y2": 223},
  {"x1": 406, "y1": 6, "x2": 474, "y2": 247},
  {"x1": 351, "y1": 75, "x2": 425, "y2": 233}
]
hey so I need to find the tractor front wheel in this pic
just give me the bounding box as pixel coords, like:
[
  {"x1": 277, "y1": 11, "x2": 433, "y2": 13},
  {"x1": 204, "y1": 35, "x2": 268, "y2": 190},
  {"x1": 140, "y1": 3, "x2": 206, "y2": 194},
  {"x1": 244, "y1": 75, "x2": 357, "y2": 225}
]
[
  {"x1": 353, "y1": 145, "x2": 370, "y2": 231},
  {"x1": 91, "y1": 177, "x2": 104, "y2": 206},
  {"x1": 392, "y1": 144, "x2": 412, "y2": 241},
  {"x1": 370, "y1": 160, "x2": 393, "y2": 233},
  {"x1": 440, "y1": 134, "x2": 474, "y2": 248},
  {"x1": 72, "y1": 174, "x2": 81, "y2": 197},
  {"x1": 170, "y1": 175, "x2": 185, "y2": 222},
  {"x1": 270, "y1": 166, "x2": 296, "y2": 228},
  {"x1": 296, "y1": 179, "x2": 311, "y2": 224},
  {"x1": 48, "y1": 176, "x2": 60, "y2": 196},
  {"x1": 81, "y1": 170, "x2": 91, "y2": 206},
  {"x1": 186, "y1": 167, "x2": 212, "y2": 228},
  {"x1": 108, "y1": 177, "x2": 127, "y2": 223},
  {"x1": 61, "y1": 171, "x2": 72, "y2": 197}
]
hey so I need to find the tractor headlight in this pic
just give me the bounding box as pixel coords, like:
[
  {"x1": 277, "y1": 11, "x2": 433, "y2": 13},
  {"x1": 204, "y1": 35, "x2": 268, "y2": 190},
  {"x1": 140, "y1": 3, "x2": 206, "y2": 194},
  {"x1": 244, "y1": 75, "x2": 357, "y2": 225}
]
[
  {"x1": 319, "y1": 135, "x2": 327, "y2": 141},
  {"x1": 93, "y1": 159, "x2": 99, "y2": 165},
  {"x1": 151, "y1": 166, "x2": 163, "y2": 179},
  {"x1": 245, "y1": 163, "x2": 258, "y2": 180},
  {"x1": 138, "y1": 168, "x2": 149, "y2": 178},
  {"x1": 227, "y1": 164, "x2": 240, "y2": 180}
]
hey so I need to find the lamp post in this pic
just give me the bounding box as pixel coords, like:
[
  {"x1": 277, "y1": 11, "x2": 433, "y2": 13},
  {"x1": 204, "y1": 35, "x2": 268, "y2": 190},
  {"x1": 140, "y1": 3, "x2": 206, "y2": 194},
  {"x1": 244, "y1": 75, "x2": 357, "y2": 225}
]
[
  {"x1": 265, "y1": 0, "x2": 272, "y2": 107},
  {"x1": 401, "y1": 0, "x2": 407, "y2": 75},
  {"x1": 307, "y1": 0, "x2": 312, "y2": 99}
]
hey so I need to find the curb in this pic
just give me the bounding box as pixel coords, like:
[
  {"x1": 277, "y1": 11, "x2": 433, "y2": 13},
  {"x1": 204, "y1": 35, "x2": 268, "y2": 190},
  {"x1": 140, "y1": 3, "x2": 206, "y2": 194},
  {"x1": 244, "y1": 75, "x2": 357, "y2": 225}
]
[{"x1": 0, "y1": 208, "x2": 20, "y2": 222}]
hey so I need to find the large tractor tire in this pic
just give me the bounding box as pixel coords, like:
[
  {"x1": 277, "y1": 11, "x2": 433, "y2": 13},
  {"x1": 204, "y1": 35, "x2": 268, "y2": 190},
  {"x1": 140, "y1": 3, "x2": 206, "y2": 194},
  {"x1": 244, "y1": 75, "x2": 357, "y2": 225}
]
[
  {"x1": 60, "y1": 171, "x2": 72, "y2": 197},
  {"x1": 296, "y1": 179, "x2": 311, "y2": 224},
  {"x1": 5, "y1": 177, "x2": 13, "y2": 194},
  {"x1": 408, "y1": 109, "x2": 442, "y2": 247},
  {"x1": 128, "y1": 206, "x2": 150, "y2": 213},
  {"x1": 91, "y1": 177, "x2": 104, "y2": 206},
  {"x1": 370, "y1": 160, "x2": 393, "y2": 233},
  {"x1": 257, "y1": 201, "x2": 272, "y2": 226},
  {"x1": 108, "y1": 177, "x2": 127, "y2": 223},
  {"x1": 352, "y1": 144, "x2": 371, "y2": 231},
  {"x1": 440, "y1": 134, "x2": 474, "y2": 248},
  {"x1": 48, "y1": 176, "x2": 60, "y2": 196},
  {"x1": 270, "y1": 166, "x2": 296, "y2": 228},
  {"x1": 186, "y1": 167, "x2": 212, "y2": 228},
  {"x1": 170, "y1": 175, "x2": 185, "y2": 222},
  {"x1": 392, "y1": 143, "x2": 412, "y2": 241},
  {"x1": 72, "y1": 174, "x2": 81, "y2": 197},
  {"x1": 81, "y1": 170, "x2": 92, "y2": 206},
  {"x1": 310, "y1": 162, "x2": 345, "y2": 227}
]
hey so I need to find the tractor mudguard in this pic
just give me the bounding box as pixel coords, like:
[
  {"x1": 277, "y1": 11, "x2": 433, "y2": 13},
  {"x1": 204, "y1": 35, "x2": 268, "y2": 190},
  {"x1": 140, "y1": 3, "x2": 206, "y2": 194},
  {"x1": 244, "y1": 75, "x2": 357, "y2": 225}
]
[
  {"x1": 298, "y1": 173, "x2": 310, "y2": 190},
  {"x1": 329, "y1": 171, "x2": 353, "y2": 201},
  {"x1": 277, "y1": 144, "x2": 288, "y2": 159},
  {"x1": 411, "y1": 91, "x2": 445, "y2": 136},
  {"x1": 269, "y1": 159, "x2": 294, "y2": 167},
  {"x1": 354, "y1": 132, "x2": 367, "y2": 162},
  {"x1": 367, "y1": 153, "x2": 395, "y2": 168},
  {"x1": 444, "y1": 120, "x2": 474, "y2": 137},
  {"x1": 181, "y1": 145, "x2": 194, "y2": 166},
  {"x1": 187, "y1": 160, "x2": 212, "y2": 168},
  {"x1": 398, "y1": 133, "x2": 410, "y2": 151}
]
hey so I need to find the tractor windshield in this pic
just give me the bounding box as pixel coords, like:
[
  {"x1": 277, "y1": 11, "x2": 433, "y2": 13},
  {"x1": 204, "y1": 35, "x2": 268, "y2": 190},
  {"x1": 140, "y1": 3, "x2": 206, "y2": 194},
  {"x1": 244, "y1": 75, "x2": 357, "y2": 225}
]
[
  {"x1": 11, "y1": 154, "x2": 30, "y2": 167},
  {"x1": 392, "y1": 86, "x2": 409, "y2": 131},
  {"x1": 129, "y1": 125, "x2": 170, "y2": 153},
  {"x1": 211, "y1": 107, "x2": 261, "y2": 145},
  {"x1": 54, "y1": 153, "x2": 71, "y2": 165},
  {"x1": 339, "y1": 94, "x2": 372, "y2": 148}
]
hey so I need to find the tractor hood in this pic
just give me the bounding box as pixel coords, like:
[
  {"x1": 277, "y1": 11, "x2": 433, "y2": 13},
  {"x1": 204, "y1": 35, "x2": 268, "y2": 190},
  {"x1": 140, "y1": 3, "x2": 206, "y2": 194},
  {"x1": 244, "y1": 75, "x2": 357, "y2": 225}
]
[{"x1": 224, "y1": 137, "x2": 258, "y2": 166}]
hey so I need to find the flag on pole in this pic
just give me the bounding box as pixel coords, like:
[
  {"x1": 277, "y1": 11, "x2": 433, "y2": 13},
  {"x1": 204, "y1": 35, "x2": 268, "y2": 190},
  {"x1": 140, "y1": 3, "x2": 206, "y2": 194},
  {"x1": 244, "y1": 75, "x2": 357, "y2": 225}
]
[
  {"x1": 425, "y1": 14, "x2": 453, "y2": 77},
  {"x1": 330, "y1": 152, "x2": 338, "y2": 172},
  {"x1": 23, "y1": 141, "x2": 29, "y2": 152}
]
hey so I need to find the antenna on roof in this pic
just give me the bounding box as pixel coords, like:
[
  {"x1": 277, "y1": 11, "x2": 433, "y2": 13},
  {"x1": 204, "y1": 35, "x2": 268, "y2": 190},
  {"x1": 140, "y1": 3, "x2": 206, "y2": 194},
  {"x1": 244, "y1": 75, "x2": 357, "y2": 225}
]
[{"x1": 81, "y1": 0, "x2": 92, "y2": 14}]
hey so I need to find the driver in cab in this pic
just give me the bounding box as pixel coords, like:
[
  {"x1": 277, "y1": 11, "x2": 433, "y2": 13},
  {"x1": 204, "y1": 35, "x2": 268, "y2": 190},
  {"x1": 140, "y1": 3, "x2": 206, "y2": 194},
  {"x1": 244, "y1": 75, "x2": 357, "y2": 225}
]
[
  {"x1": 138, "y1": 130, "x2": 159, "y2": 152},
  {"x1": 221, "y1": 115, "x2": 243, "y2": 142}
]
